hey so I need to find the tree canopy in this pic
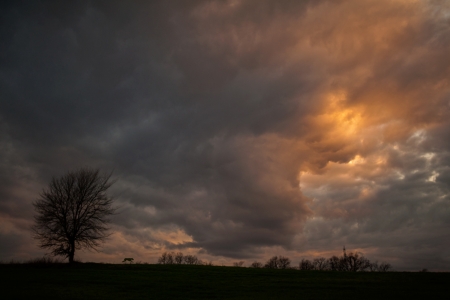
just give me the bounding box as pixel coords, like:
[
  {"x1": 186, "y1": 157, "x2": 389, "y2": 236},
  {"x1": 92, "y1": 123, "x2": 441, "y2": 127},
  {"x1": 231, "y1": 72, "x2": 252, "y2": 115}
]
[{"x1": 33, "y1": 168, "x2": 115, "y2": 263}]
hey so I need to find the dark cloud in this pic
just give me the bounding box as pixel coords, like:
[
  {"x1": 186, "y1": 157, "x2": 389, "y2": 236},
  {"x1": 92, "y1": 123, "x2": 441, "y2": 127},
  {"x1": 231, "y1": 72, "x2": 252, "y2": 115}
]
[{"x1": 0, "y1": 0, "x2": 449, "y2": 270}]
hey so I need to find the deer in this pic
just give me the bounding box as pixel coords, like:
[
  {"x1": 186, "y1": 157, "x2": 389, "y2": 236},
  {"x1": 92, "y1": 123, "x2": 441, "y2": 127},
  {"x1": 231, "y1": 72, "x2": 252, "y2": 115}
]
[{"x1": 122, "y1": 258, "x2": 134, "y2": 264}]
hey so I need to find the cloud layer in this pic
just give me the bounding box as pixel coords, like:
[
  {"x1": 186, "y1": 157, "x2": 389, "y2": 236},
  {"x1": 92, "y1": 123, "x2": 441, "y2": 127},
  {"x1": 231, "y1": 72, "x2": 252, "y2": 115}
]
[{"x1": 1, "y1": 0, "x2": 449, "y2": 270}]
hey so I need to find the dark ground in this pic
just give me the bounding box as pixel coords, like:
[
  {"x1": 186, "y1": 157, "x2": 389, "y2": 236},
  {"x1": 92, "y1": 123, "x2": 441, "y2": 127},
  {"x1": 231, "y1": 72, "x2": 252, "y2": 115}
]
[{"x1": 1, "y1": 263, "x2": 448, "y2": 299}]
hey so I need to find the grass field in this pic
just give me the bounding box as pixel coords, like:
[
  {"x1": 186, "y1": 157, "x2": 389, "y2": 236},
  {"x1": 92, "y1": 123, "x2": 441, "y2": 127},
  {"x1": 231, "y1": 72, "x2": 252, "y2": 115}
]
[{"x1": 1, "y1": 263, "x2": 448, "y2": 299}]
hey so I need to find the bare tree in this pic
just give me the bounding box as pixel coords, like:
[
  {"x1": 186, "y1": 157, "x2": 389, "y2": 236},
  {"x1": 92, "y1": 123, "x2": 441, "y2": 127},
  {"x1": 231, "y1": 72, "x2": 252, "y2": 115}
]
[
  {"x1": 327, "y1": 255, "x2": 342, "y2": 271},
  {"x1": 340, "y1": 249, "x2": 371, "y2": 272},
  {"x1": 369, "y1": 261, "x2": 392, "y2": 272},
  {"x1": 298, "y1": 248, "x2": 393, "y2": 272},
  {"x1": 264, "y1": 256, "x2": 280, "y2": 269},
  {"x1": 313, "y1": 257, "x2": 329, "y2": 271},
  {"x1": 368, "y1": 261, "x2": 379, "y2": 272},
  {"x1": 158, "y1": 252, "x2": 171, "y2": 264},
  {"x1": 32, "y1": 168, "x2": 115, "y2": 264},
  {"x1": 157, "y1": 252, "x2": 167, "y2": 264},
  {"x1": 174, "y1": 252, "x2": 184, "y2": 264},
  {"x1": 323, "y1": 248, "x2": 381, "y2": 272},
  {"x1": 158, "y1": 252, "x2": 202, "y2": 265},
  {"x1": 233, "y1": 261, "x2": 245, "y2": 267},
  {"x1": 250, "y1": 261, "x2": 263, "y2": 268},
  {"x1": 299, "y1": 259, "x2": 315, "y2": 270},
  {"x1": 278, "y1": 256, "x2": 291, "y2": 269},
  {"x1": 263, "y1": 256, "x2": 291, "y2": 269},
  {"x1": 184, "y1": 255, "x2": 199, "y2": 265},
  {"x1": 377, "y1": 262, "x2": 392, "y2": 272}
]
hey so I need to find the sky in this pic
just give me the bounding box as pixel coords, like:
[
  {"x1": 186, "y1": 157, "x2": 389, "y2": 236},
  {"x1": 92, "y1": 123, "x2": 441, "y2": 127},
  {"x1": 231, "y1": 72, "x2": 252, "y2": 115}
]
[{"x1": 1, "y1": 0, "x2": 449, "y2": 271}]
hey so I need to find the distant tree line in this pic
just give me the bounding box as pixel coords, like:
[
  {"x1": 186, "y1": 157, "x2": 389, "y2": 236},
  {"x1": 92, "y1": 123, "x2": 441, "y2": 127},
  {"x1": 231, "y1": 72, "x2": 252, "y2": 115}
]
[
  {"x1": 248, "y1": 248, "x2": 392, "y2": 272},
  {"x1": 158, "y1": 248, "x2": 392, "y2": 272},
  {"x1": 157, "y1": 252, "x2": 211, "y2": 265}
]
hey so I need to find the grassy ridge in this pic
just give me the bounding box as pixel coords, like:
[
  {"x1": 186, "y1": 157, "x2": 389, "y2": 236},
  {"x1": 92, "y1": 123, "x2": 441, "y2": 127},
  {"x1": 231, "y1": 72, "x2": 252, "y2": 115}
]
[{"x1": 1, "y1": 263, "x2": 448, "y2": 299}]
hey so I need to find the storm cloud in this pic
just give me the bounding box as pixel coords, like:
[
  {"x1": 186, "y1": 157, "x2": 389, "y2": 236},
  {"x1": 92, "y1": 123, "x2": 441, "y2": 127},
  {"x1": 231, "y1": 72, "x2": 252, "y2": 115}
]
[{"x1": 1, "y1": 0, "x2": 449, "y2": 270}]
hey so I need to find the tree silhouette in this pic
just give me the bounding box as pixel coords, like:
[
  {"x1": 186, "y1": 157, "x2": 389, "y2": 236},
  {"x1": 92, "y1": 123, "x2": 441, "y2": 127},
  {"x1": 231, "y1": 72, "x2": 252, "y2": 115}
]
[
  {"x1": 264, "y1": 256, "x2": 280, "y2": 269},
  {"x1": 184, "y1": 254, "x2": 200, "y2": 265},
  {"x1": 378, "y1": 262, "x2": 392, "y2": 272},
  {"x1": 264, "y1": 256, "x2": 291, "y2": 269},
  {"x1": 32, "y1": 168, "x2": 115, "y2": 263},
  {"x1": 339, "y1": 247, "x2": 371, "y2": 272},
  {"x1": 233, "y1": 261, "x2": 245, "y2": 267},
  {"x1": 174, "y1": 252, "x2": 184, "y2": 264},
  {"x1": 277, "y1": 256, "x2": 291, "y2": 269},
  {"x1": 299, "y1": 259, "x2": 314, "y2": 270},
  {"x1": 157, "y1": 252, "x2": 204, "y2": 265},
  {"x1": 250, "y1": 261, "x2": 263, "y2": 268},
  {"x1": 158, "y1": 252, "x2": 174, "y2": 264},
  {"x1": 327, "y1": 255, "x2": 342, "y2": 271},
  {"x1": 313, "y1": 257, "x2": 329, "y2": 271}
]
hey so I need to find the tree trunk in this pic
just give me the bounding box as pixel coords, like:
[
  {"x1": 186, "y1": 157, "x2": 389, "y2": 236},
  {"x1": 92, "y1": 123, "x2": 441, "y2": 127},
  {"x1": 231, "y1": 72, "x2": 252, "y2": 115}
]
[{"x1": 68, "y1": 241, "x2": 75, "y2": 264}]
